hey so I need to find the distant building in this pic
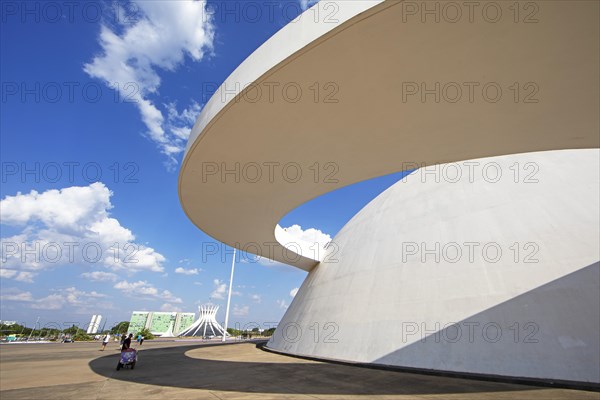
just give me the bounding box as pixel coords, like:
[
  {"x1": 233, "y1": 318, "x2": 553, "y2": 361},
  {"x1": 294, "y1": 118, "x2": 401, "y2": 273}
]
[
  {"x1": 128, "y1": 311, "x2": 195, "y2": 336},
  {"x1": 179, "y1": 305, "x2": 228, "y2": 338},
  {"x1": 86, "y1": 315, "x2": 102, "y2": 334},
  {"x1": 0, "y1": 321, "x2": 17, "y2": 326}
]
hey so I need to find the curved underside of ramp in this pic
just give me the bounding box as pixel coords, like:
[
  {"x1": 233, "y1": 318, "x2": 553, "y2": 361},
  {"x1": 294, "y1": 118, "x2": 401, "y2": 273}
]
[{"x1": 179, "y1": 1, "x2": 599, "y2": 271}]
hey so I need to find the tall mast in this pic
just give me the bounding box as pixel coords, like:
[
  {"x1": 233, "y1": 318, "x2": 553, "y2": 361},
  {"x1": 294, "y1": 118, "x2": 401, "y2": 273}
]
[{"x1": 222, "y1": 247, "x2": 236, "y2": 341}]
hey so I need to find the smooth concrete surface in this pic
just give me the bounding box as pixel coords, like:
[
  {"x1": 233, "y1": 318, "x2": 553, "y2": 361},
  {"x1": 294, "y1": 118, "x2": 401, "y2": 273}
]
[
  {"x1": 1, "y1": 341, "x2": 598, "y2": 399},
  {"x1": 179, "y1": 0, "x2": 600, "y2": 271},
  {"x1": 267, "y1": 150, "x2": 600, "y2": 384}
]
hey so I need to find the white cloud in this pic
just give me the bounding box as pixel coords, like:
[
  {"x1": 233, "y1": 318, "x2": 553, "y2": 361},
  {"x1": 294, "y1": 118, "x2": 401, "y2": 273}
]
[
  {"x1": 114, "y1": 280, "x2": 182, "y2": 303},
  {"x1": 0, "y1": 288, "x2": 34, "y2": 302},
  {"x1": 1, "y1": 286, "x2": 111, "y2": 314},
  {"x1": 276, "y1": 299, "x2": 289, "y2": 310},
  {"x1": 31, "y1": 294, "x2": 67, "y2": 310},
  {"x1": 30, "y1": 287, "x2": 107, "y2": 311},
  {"x1": 290, "y1": 288, "x2": 299, "y2": 298},
  {"x1": 250, "y1": 294, "x2": 262, "y2": 304},
  {"x1": 276, "y1": 299, "x2": 289, "y2": 309},
  {"x1": 210, "y1": 279, "x2": 227, "y2": 300},
  {"x1": 81, "y1": 271, "x2": 118, "y2": 282},
  {"x1": 0, "y1": 269, "x2": 17, "y2": 279},
  {"x1": 0, "y1": 182, "x2": 112, "y2": 228},
  {"x1": 281, "y1": 224, "x2": 332, "y2": 249},
  {"x1": 84, "y1": 1, "x2": 214, "y2": 167},
  {"x1": 233, "y1": 304, "x2": 249, "y2": 316},
  {"x1": 175, "y1": 267, "x2": 201, "y2": 275},
  {"x1": 160, "y1": 303, "x2": 182, "y2": 312},
  {"x1": 0, "y1": 183, "x2": 166, "y2": 275},
  {"x1": 0, "y1": 269, "x2": 37, "y2": 283}
]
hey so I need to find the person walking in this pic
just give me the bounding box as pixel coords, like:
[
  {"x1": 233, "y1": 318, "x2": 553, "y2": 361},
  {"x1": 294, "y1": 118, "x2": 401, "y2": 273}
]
[
  {"x1": 122, "y1": 333, "x2": 133, "y2": 350},
  {"x1": 139, "y1": 335, "x2": 144, "y2": 346},
  {"x1": 100, "y1": 333, "x2": 110, "y2": 351}
]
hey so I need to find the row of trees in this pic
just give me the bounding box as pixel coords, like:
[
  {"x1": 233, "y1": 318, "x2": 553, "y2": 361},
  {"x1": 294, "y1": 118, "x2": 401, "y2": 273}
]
[
  {"x1": 226, "y1": 327, "x2": 276, "y2": 338},
  {"x1": 0, "y1": 321, "x2": 142, "y2": 341},
  {"x1": 2, "y1": 321, "x2": 276, "y2": 341},
  {"x1": 109, "y1": 322, "x2": 154, "y2": 339},
  {"x1": 0, "y1": 322, "x2": 93, "y2": 341}
]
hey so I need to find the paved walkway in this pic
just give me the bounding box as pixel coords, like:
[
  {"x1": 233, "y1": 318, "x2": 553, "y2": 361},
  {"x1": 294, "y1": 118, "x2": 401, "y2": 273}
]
[{"x1": 0, "y1": 340, "x2": 597, "y2": 399}]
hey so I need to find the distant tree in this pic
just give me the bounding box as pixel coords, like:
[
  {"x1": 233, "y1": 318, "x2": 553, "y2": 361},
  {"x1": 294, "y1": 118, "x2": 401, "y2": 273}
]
[
  {"x1": 0, "y1": 323, "x2": 30, "y2": 337},
  {"x1": 63, "y1": 324, "x2": 80, "y2": 336},
  {"x1": 110, "y1": 321, "x2": 130, "y2": 335},
  {"x1": 2, "y1": 323, "x2": 66, "y2": 340},
  {"x1": 227, "y1": 328, "x2": 242, "y2": 336},
  {"x1": 263, "y1": 328, "x2": 276, "y2": 337},
  {"x1": 38, "y1": 327, "x2": 61, "y2": 339},
  {"x1": 73, "y1": 332, "x2": 93, "y2": 341},
  {"x1": 136, "y1": 328, "x2": 155, "y2": 340},
  {"x1": 251, "y1": 327, "x2": 259, "y2": 332}
]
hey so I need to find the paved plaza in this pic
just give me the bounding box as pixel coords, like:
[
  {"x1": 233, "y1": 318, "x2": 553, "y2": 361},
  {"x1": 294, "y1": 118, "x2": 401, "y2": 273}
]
[{"x1": 0, "y1": 340, "x2": 597, "y2": 399}]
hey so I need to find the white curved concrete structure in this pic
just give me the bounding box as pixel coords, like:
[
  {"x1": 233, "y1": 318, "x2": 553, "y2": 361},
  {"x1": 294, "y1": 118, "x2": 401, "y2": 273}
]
[
  {"x1": 179, "y1": 0, "x2": 600, "y2": 385},
  {"x1": 179, "y1": 0, "x2": 599, "y2": 271},
  {"x1": 179, "y1": 304, "x2": 228, "y2": 338},
  {"x1": 266, "y1": 149, "x2": 599, "y2": 384}
]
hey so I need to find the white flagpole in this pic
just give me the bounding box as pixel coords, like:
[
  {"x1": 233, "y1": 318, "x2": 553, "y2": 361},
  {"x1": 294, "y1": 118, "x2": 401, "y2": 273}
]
[
  {"x1": 222, "y1": 247, "x2": 236, "y2": 342},
  {"x1": 28, "y1": 317, "x2": 40, "y2": 341}
]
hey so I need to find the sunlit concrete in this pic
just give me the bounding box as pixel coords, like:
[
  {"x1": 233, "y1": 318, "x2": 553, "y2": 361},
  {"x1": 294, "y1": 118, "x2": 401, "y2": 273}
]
[
  {"x1": 178, "y1": 0, "x2": 599, "y2": 386},
  {"x1": 267, "y1": 149, "x2": 600, "y2": 385},
  {"x1": 1, "y1": 341, "x2": 598, "y2": 399},
  {"x1": 179, "y1": 1, "x2": 599, "y2": 271}
]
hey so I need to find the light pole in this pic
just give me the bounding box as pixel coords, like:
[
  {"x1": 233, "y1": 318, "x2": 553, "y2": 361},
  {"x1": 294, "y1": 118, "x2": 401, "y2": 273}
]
[
  {"x1": 28, "y1": 317, "x2": 40, "y2": 341},
  {"x1": 222, "y1": 247, "x2": 236, "y2": 342}
]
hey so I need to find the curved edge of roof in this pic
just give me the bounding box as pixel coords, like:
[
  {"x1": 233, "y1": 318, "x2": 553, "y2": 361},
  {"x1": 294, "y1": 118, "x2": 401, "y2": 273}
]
[
  {"x1": 182, "y1": 1, "x2": 385, "y2": 157},
  {"x1": 179, "y1": 1, "x2": 387, "y2": 271},
  {"x1": 179, "y1": 0, "x2": 600, "y2": 271}
]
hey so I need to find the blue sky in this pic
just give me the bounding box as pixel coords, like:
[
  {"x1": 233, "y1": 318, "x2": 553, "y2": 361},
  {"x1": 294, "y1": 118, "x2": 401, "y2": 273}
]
[{"x1": 0, "y1": 0, "x2": 405, "y2": 331}]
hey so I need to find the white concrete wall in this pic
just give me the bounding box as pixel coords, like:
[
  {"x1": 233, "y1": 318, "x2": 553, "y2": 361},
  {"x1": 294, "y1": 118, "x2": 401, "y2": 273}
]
[{"x1": 267, "y1": 149, "x2": 600, "y2": 384}]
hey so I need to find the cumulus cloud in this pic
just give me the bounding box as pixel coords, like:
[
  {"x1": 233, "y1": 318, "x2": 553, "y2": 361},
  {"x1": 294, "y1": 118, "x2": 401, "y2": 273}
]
[
  {"x1": 210, "y1": 279, "x2": 227, "y2": 300},
  {"x1": 0, "y1": 182, "x2": 113, "y2": 228},
  {"x1": 84, "y1": 1, "x2": 214, "y2": 168},
  {"x1": 160, "y1": 303, "x2": 182, "y2": 312},
  {"x1": 30, "y1": 287, "x2": 107, "y2": 311},
  {"x1": 277, "y1": 299, "x2": 289, "y2": 310},
  {"x1": 175, "y1": 267, "x2": 201, "y2": 275},
  {"x1": 290, "y1": 288, "x2": 299, "y2": 298},
  {"x1": 273, "y1": 224, "x2": 332, "y2": 263},
  {"x1": 81, "y1": 271, "x2": 118, "y2": 282},
  {"x1": 0, "y1": 183, "x2": 166, "y2": 277},
  {"x1": 114, "y1": 280, "x2": 182, "y2": 303},
  {"x1": 1, "y1": 287, "x2": 110, "y2": 314},
  {"x1": 233, "y1": 304, "x2": 249, "y2": 316},
  {"x1": 282, "y1": 224, "x2": 332, "y2": 249},
  {"x1": 0, "y1": 269, "x2": 37, "y2": 283},
  {"x1": 0, "y1": 288, "x2": 34, "y2": 302},
  {"x1": 250, "y1": 294, "x2": 262, "y2": 304}
]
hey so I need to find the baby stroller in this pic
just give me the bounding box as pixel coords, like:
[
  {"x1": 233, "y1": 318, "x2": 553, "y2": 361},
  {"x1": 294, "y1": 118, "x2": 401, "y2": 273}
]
[{"x1": 116, "y1": 348, "x2": 137, "y2": 370}]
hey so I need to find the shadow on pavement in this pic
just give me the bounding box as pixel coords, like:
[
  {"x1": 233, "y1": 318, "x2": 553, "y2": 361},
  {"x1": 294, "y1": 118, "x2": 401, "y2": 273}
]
[{"x1": 89, "y1": 341, "x2": 540, "y2": 395}]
